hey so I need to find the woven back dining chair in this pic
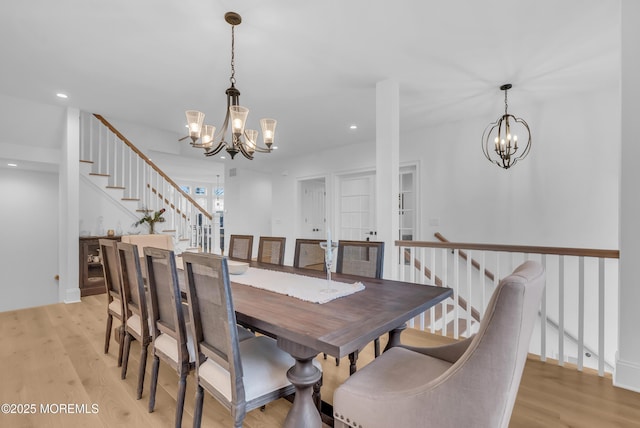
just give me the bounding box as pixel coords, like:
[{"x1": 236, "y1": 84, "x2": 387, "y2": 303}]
[
  {"x1": 335, "y1": 240, "x2": 385, "y2": 372},
  {"x1": 99, "y1": 238, "x2": 125, "y2": 367},
  {"x1": 144, "y1": 247, "x2": 194, "y2": 428},
  {"x1": 257, "y1": 236, "x2": 286, "y2": 265},
  {"x1": 336, "y1": 240, "x2": 385, "y2": 280},
  {"x1": 182, "y1": 252, "x2": 314, "y2": 428},
  {"x1": 116, "y1": 241, "x2": 151, "y2": 400},
  {"x1": 292, "y1": 238, "x2": 326, "y2": 271},
  {"x1": 228, "y1": 234, "x2": 254, "y2": 262}
]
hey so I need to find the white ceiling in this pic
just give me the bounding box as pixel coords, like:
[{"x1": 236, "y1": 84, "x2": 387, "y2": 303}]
[{"x1": 0, "y1": 0, "x2": 620, "y2": 166}]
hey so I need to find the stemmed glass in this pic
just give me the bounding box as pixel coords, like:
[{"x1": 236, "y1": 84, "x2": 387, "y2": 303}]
[{"x1": 319, "y1": 240, "x2": 339, "y2": 293}]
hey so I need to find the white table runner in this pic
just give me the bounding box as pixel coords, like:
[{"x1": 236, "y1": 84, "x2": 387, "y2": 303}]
[{"x1": 231, "y1": 267, "x2": 365, "y2": 304}]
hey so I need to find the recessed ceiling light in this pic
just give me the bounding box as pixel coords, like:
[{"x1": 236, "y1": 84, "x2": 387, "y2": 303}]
[
  {"x1": 56, "y1": 93, "x2": 68, "y2": 99},
  {"x1": 220, "y1": 156, "x2": 226, "y2": 160},
  {"x1": 350, "y1": 124, "x2": 358, "y2": 130},
  {"x1": 7, "y1": 163, "x2": 17, "y2": 167},
  {"x1": 272, "y1": 146, "x2": 278, "y2": 150}
]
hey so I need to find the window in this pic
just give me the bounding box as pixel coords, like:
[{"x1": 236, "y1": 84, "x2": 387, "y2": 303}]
[{"x1": 195, "y1": 187, "x2": 207, "y2": 195}]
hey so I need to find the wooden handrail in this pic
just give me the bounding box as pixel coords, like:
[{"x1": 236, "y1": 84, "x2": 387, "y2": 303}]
[
  {"x1": 93, "y1": 114, "x2": 212, "y2": 220},
  {"x1": 435, "y1": 233, "x2": 495, "y2": 282},
  {"x1": 395, "y1": 239, "x2": 619, "y2": 259}
]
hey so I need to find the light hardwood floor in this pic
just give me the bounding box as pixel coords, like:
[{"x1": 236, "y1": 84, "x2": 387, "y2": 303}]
[{"x1": 1, "y1": 295, "x2": 639, "y2": 427}]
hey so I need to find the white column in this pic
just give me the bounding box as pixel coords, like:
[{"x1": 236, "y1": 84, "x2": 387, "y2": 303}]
[
  {"x1": 616, "y1": 0, "x2": 640, "y2": 392},
  {"x1": 59, "y1": 107, "x2": 81, "y2": 303},
  {"x1": 376, "y1": 79, "x2": 400, "y2": 279}
]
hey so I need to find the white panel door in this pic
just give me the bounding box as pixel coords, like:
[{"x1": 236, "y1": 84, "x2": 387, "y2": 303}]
[
  {"x1": 338, "y1": 172, "x2": 376, "y2": 241},
  {"x1": 299, "y1": 178, "x2": 326, "y2": 239}
]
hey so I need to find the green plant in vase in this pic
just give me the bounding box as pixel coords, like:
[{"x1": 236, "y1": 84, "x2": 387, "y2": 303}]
[{"x1": 134, "y1": 208, "x2": 166, "y2": 234}]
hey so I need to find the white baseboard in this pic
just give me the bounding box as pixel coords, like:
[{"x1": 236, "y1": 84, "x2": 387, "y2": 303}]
[
  {"x1": 614, "y1": 356, "x2": 640, "y2": 393},
  {"x1": 63, "y1": 287, "x2": 81, "y2": 304}
]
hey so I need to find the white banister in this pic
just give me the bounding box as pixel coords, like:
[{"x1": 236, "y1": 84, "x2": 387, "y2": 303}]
[
  {"x1": 80, "y1": 111, "x2": 217, "y2": 252},
  {"x1": 395, "y1": 239, "x2": 619, "y2": 376},
  {"x1": 541, "y1": 254, "x2": 547, "y2": 363},
  {"x1": 598, "y1": 257, "x2": 605, "y2": 376},
  {"x1": 578, "y1": 256, "x2": 585, "y2": 371},
  {"x1": 559, "y1": 255, "x2": 565, "y2": 367}
]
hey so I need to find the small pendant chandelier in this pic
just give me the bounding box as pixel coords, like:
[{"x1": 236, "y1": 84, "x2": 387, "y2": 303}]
[
  {"x1": 482, "y1": 84, "x2": 531, "y2": 169},
  {"x1": 179, "y1": 12, "x2": 277, "y2": 160}
]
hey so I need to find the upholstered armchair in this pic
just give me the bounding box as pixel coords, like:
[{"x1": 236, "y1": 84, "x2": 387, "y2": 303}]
[{"x1": 333, "y1": 261, "x2": 545, "y2": 428}]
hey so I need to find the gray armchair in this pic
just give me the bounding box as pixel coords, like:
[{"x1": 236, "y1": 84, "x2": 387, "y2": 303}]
[{"x1": 333, "y1": 260, "x2": 545, "y2": 428}]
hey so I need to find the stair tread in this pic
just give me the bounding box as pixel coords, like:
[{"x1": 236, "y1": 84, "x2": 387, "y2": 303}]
[
  {"x1": 121, "y1": 198, "x2": 140, "y2": 201},
  {"x1": 79, "y1": 159, "x2": 94, "y2": 164},
  {"x1": 89, "y1": 172, "x2": 110, "y2": 177},
  {"x1": 106, "y1": 186, "x2": 126, "y2": 189}
]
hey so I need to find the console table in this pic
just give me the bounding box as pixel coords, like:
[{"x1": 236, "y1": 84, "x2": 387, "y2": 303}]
[{"x1": 79, "y1": 236, "x2": 120, "y2": 296}]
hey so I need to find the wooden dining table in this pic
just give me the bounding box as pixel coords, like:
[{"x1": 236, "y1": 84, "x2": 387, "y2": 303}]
[{"x1": 223, "y1": 261, "x2": 453, "y2": 428}]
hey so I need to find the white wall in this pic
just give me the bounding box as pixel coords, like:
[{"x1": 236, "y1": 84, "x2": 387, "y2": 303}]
[
  {"x1": 402, "y1": 88, "x2": 619, "y2": 249},
  {"x1": 104, "y1": 115, "x2": 224, "y2": 186},
  {"x1": 0, "y1": 95, "x2": 67, "y2": 312},
  {"x1": 79, "y1": 175, "x2": 140, "y2": 236},
  {"x1": 224, "y1": 166, "x2": 273, "y2": 257},
  {"x1": 266, "y1": 88, "x2": 619, "y2": 265},
  {"x1": 0, "y1": 168, "x2": 60, "y2": 311},
  {"x1": 269, "y1": 141, "x2": 377, "y2": 265},
  {"x1": 616, "y1": 0, "x2": 640, "y2": 392}
]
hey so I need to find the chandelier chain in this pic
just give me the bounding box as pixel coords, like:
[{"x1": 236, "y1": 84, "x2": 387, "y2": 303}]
[
  {"x1": 230, "y1": 25, "x2": 236, "y2": 85},
  {"x1": 181, "y1": 12, "x2": 277, "y2": 161},
  {"x1": 504, "y1": 88, "x2": 509, "y2": 115}
]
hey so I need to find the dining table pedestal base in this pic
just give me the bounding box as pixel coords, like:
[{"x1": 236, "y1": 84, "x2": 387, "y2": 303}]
[
  {"x1": 278, "y1": 338, "x2": 323, "y2": 428},
  {"x1": 384, "y1": 323, "x2": 408, "y2": 352}
]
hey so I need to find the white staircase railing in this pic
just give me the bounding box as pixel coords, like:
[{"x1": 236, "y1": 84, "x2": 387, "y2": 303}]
[
  {"x1": 79, "y1": 112, "x2": 216, "y2": 252},
  {"x1": 396, "y1": 239, "x2": 619, "y2": 377}
]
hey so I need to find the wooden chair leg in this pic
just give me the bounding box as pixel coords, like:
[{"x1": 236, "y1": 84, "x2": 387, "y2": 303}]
[
  {"x1": 117, "y1": 325, "x2": 125, "y2": 367},
  {"x1": 121, "y1": 332, "x2": 132, "y2": 379},
  {"x1": 148, "y1": 355, "x2": 160, "y2": 413},
  {"x1": 175, "y1": 371, "x2": 188, "y2": 428},
  {"x1": 193, "y1": 384, "x2": 204, "y2": 428},
  {"x1": 348, "y1": 350, "x2": 359, "y2": 376},
  {"x1": 136, "y1": 343, "x2": 149, "y2": 400},
  {"x1": 234, "y1": 406, "x2": 247, "y2": 428},
  {"x1": 104, "y1": 314, "x2": 113, "y2": 354},
  {"x1": 313, "y1": 375, "x2": 323, "y2": 412}
]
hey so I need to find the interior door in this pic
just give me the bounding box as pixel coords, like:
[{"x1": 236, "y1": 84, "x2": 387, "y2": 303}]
[
  {"x1": 338, "y1": 172, "x2": 376, "y2": 241},
  {"x1": 299, "y1": 178, "x2": 326, "y2": 239}
]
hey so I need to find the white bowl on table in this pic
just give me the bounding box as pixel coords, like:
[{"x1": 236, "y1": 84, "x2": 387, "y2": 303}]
[{"x1": 228, "y1": 260, "x2": 249, "y2": 275}]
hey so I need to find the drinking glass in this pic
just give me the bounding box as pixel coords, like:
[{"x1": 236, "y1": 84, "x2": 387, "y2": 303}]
[{"x1": 319, "y1": 241, "x2": 339, "y2": 293}]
